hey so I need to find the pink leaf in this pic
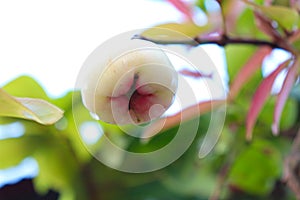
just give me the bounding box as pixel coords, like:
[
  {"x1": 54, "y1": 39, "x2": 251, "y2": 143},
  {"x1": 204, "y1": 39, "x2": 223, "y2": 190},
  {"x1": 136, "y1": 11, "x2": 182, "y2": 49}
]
[
  {"x1": 167, "y1": 0, "x2": 193, "y2": 20},
  {"x1": 230, "y1": 46, "x2": 272, "y2": 99},
  {"x1": 179, "y1": 69, "x2": 213, "y2": 79},
  {"x1": 272, "y1": 61, "x2": 298, "y2": 135},
  {"x1": 142, "y1": 100, "x2": 225, "y2": 138},
  {"x1": 246, "y1": 59, "x2": 290, "y2": 140}
]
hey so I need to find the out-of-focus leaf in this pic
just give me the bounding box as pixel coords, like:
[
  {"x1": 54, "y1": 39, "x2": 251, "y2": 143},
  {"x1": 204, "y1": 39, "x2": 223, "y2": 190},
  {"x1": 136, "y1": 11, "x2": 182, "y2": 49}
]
[
  {"x1": 235, "y1": 8, "x2": 268, "y2": 39},
  {"x1": 246, "y1": 59, "x2": 290, "y2": 140},
  {"x1": 33, "y1": 138, "x2": 85, "y2": 200},
  {"x1": 254, "y1": 11, "x2": 282, "y2": 41},
  {"x1": 245, "y1": 1, "x2": 299, "y2": 31},
  {"x1": 228, "y1": 139, "x2": 281, "y2": 195},
  {"x1": 167, "y1": 0, "x2": 193, "y2": 20},
  {"x1": 0, "y1": 137, "x2": 38, "y2": 169},
  {"x1": 272, "y1": 62, "x2": 298, "y2": 135},
  {"x1": 222, "y1": 0, "x2": 247, "y2": 33},
  {"x1": 226, "y1": 45, "x2": 256, "y2": 81},
  {"x1": 291, "y1": 83, "x2": 300, "y2": 100},
  {"x1": 279, "y1": 98, "x2": 298, "y2": 131},
  {"x1": 229, "y1": 46, "x2": 272, "y2": 98},
  {"x1": 289, "y1": 30, "x2": 300, "y2": 51},
  {"x1": 158, "y1": 114, "x2": 218, "y2": 198},
  {"x1": 259, "y1": 5, "x2": 299, "y2": 31},
  {"x1": 258, "y1": 97, "x2": 298, "y2": 132},
  {"x1": 236, "y1": 8, "x2": 257, "y2": 37},
  {"x1": 0, "y1": 89, "x2": 63, "y2": 125},
  {"x1": 273, "y1": 0, "x2": 291, "y2": 7},
  {"x1": 196, "y1": 0, "x2": 206, "y2": 12},
  {"x1": 163, "y1": 162, "x2": 216, "y2": 197},
  {"x1": 143, "y1": 100, "x2": 225, "y2": 137},
  {"x1": 3, "y1": 76, "x2": 49, "y2": 100},
  {"x1": 65, "y1": 92, "x2": 95, "y2": 163},
  {"x1": 52, "y1": 91, "x2": 73, "y2": 111},
  {"x1": 139, "y1": 22, "x2": 212, "y2": 44}
]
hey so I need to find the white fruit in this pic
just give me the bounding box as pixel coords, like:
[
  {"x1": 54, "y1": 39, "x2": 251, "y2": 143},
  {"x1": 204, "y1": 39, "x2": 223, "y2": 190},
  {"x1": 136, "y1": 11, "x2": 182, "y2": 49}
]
[{"x1": 79, "y1": 37, "x2": 178, "y2": 125}]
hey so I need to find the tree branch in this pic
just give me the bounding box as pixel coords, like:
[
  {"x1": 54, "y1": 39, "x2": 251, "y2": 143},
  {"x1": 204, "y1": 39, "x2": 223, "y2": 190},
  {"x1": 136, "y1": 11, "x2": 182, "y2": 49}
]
[
  {"x1": 195, "y1": 36, "x2": 281, "y2": 48},
  {"x1": 135, "y1": 34, "x2": 293, "y2": 52}
]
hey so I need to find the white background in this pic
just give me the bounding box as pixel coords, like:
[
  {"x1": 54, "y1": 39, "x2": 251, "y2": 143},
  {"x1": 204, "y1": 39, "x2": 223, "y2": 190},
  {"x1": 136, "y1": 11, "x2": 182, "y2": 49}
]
[{"x1": 0, "y1": 0, "x2": 184, "y2": 97}]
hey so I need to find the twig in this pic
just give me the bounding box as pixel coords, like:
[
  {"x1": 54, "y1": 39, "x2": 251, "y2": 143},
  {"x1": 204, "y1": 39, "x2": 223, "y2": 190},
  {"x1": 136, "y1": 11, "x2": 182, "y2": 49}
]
[
  {"x1": 209, "y1": 129, "x2": 243, "y2": 200},
  {"x1": 210, "y1": 163, "x2": 231, "y2": 200},
  {"x1": 135, "y1": 34, "x2": 295, "y2": 53}
]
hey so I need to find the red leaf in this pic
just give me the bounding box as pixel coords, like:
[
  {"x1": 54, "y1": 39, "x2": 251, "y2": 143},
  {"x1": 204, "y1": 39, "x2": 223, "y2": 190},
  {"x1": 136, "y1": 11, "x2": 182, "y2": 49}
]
[
  {"x1": 167, "y1": 0, "x2": 193, "y2": 20},
  {"x1": 179, "y1": 69, "x2": 213, "y2": 79},
  {"x1": 246, "y1": 59, "x2": 290, "y2": 140},
  {"x1": 230, "y1": 46, "x2": 272, "y2": 99},
  {"x1": 272, "y1": 61, "x2": 298, "y2": 135}
]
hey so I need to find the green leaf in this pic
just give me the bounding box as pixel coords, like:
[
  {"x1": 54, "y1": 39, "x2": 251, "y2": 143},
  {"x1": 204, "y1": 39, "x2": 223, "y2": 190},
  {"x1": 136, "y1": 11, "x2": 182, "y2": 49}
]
[
  {"x1": 140, "y1": 22, "x2": 212, "y2": 44},
  {"x1": 235, "y1": 8, "x2": 269, "y2": 39},
  {"x1": 63, "y1": 92, "x2": 94, "y2": 163},
  {"x1": 260, "y1": 6, "x2": 299, "y2": 31},
  {"x1": 229, "y1": 46, "x2": 272, "y2": 99},
  {"x1": 225, "y1": 45, "x2": 257, "y2": 81},
  {"x1": 236, "y1": 8, "x2": 257, "y2": 37},
  {"x1": 3, "y1": 76, "x2": 49, "y2": 100},
  {"x1": 163, "y1": 162, "x2": 216, "y2": 197},
  {"x1": 258, "y1": 97, "x2": 297, "y2": 132},
  {"x1": 228, "y1": 140, "x2": 281, "y2": 195},
  {"x1": 196, "y1": 0, "x2": 207, "y2": 12},
  {"x1": 291, "y1": 83, "x2": 300, "y2": 101},
  {"x1": 32, "y1": 138, "x2": 83, "y2": 199},
  {"x1": 226, "y1": 45, "x2": 263, "y2": 100},
  {"x1": 0, "y1": 137, "x2": 38, "y2": 169},
  {"x1": 0, "y1": 89, "x2": 63, "y2": 125},
  {"x1": 245, "y1": 2, "x2": 299, "y2": 31},
  {"x1": 280, "y1": 98, "x2": 299, "y2": 130}
]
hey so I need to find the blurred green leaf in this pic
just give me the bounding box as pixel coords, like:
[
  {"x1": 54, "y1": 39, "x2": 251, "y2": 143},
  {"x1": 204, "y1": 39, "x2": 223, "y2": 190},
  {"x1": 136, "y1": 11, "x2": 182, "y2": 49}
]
[
  {"x1": 0, "y1": 89, "x2": 63, "y2": 125},
  {"x1": 258, "y1": 97, "x2": 298, "y2": 132},
  {"x1": 196, "y1": 0, "x2": 206, "y2": 12},
  {"x1": 163, "y1": 161, "x2": 216, "y2": 198},
  {"x1": 260, "y1": 6, "x2": 298, "y2": 31},
  {"x1": 3, "y1": 76, "x2": 49, "y2": 100},
  {"x1": 225, "y1": 45, "x2": 257, "y2": 82},
  {"x1": 291, "y1": 83, "x2": 300, "y2": 101},
  {"x1": 235, "y1": 8, "x2": 269, "y2": 39},
  {"x1": 64, "y1": 91, "x2": 101, "y2": 163},
  {"x1": 229, "y1": 46, "x2": 272, "y2": 99},
  {"x1": 0, "y1": 137, "x2": 38, "y2": 168},
  {"x1": 236, "y1": 8, "x2": 257, "y2": 37},
  {"x1": 140, "y1": 22, "x2": 212, "y2": 44},
  {"x1": 228, "y1": 139, "x2": 281, "y2": 195},
  {"x1": 247, "y1": 3, "x2": 299, "y2": 31},
  {"x1": 32, "y1": 135, "x2": 86, "y2": 200},
  {"x1": 273, "y1": 0, "x2": 291, "y2": 7}
]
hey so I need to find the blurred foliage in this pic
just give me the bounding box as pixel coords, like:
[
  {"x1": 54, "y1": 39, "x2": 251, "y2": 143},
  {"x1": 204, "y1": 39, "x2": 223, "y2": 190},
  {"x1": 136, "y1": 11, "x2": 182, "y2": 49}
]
[{"x1": 1, "y1": 0, "x2": 300, "y2": 199}]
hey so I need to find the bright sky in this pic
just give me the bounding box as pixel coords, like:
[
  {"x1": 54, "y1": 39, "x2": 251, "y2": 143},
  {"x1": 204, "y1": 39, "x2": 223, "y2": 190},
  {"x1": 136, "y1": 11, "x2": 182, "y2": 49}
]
[{"x1": 0, "y1": 0, "x2": 184, "y2": 97}]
